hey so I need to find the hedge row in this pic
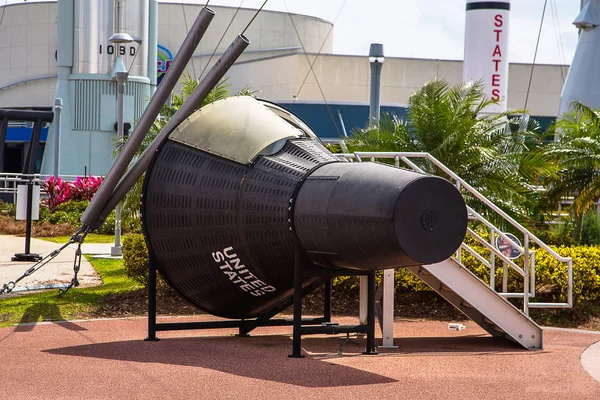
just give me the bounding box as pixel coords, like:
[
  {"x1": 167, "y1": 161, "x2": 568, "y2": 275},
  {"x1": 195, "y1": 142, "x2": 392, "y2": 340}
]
[{"x1": 121, "y1": 233, "x2": 600, "y2": 315}]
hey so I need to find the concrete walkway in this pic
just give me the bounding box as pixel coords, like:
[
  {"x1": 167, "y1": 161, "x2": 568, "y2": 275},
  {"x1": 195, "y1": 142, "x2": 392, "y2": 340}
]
[
  {"x1": 582, "y1": 339, "x2": 600, "y2": 384},
  {"x1": 0, "y1": 235, "x2": 104, "y2": 293}
]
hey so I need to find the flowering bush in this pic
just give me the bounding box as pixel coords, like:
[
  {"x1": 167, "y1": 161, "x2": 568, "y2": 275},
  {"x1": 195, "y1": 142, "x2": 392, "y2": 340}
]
[
  {"x1": 42, "y1": 175, "x2": 103, "y2": 213},
  {"x1": 69, "y1": 175, "x2": 103, "y2": 202},
  {"x1": 42, "y1": 176, "x2": 71, "y2": 213}
]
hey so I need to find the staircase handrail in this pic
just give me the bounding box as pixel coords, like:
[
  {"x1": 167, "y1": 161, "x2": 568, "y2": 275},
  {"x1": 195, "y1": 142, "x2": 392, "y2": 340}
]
[{"x1": 341, "y1": 151, "x2": 573, "y2": 312}]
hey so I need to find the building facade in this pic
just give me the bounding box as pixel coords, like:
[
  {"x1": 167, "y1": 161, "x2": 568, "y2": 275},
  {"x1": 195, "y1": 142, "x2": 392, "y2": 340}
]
[{"x1": 0, "y1": 0, "x2": 568, "y2": 175}]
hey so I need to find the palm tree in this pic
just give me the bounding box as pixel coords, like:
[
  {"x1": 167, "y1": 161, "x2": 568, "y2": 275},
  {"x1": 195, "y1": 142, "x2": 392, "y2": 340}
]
[
  {"x1": 542, "y1": 101, "x2": 600, "y2": 218},
  {"x1": 347, "y1": 79, "x2": 553, "y2": 221}
]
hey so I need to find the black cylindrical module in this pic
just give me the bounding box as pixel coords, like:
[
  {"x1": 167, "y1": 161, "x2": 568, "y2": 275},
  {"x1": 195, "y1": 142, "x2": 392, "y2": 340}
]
[{"x1": 294, "y1": 162, "x2": 468, "y2": 270}]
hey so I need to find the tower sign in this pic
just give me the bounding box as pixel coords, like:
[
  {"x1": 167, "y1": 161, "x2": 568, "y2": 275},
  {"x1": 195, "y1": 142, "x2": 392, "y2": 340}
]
[{"x1": 463, "y1": 0, "x2": 511, "y2": 113}]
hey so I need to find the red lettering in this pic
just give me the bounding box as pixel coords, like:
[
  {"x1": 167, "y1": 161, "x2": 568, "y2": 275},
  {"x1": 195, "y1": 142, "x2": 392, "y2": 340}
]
[
  {"x1": 492, "y1": 45, "x2": 502, "y2": 57},
  {"x1": 493, "y1": 59, "x2": 501, "y2": 72},
  {"x1": 492, "y1": 74, "x2": 501, "y2": 87},
  {"x1": 494, "y1": 14, "x2": 503, "y2": 27},
  {"x1": 491, "y1": 89, "x2": 500, "y2": 101},
  {"x1": 494, "y1": 29, "x2": 502, "y2": 42}
]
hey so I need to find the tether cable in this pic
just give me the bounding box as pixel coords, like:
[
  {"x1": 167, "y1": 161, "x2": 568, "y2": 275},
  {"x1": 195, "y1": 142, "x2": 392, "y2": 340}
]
[
  {"x1": 0, "y1": 0, "x2": 9, "y2": 31},
  {"x1": 180, "y1": 0, "x2": 199, "y2": 78},
  {"x1": 550, "y1": 0, "x2": 567, "y2": 85},
  {"x1": 293, "y1": 0, "x2": 348, "y2": 105},
  {"x1": 198, "y1": 0, "x2": 247, "y2": 80},
  {"x1": 242, "y1": 0, "x2": 269, "y2": 35},
  {"x1": 524, "y1": 0, "x2": 548, "y2": 111},
  {"x1": 282, "y1": 0, "x2": 343, "y2": 139}
]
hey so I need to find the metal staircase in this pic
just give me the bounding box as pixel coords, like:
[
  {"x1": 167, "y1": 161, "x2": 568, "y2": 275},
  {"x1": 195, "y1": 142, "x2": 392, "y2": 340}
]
[
  {"x1": 342, "y1": 151, "x2": 573, "y2": 350},
  {"x1": 408, "y1": 260, "x2": 542, "y2": 349}
]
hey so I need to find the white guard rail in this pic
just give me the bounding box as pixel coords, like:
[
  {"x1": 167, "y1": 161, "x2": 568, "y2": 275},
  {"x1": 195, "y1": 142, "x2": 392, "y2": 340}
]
[
  {"x1": 341, "y1": 152, "x2": 573, "y2": 316},
  {"x1": 0, "y1": 173, "x2": 84, "y2": 198}
]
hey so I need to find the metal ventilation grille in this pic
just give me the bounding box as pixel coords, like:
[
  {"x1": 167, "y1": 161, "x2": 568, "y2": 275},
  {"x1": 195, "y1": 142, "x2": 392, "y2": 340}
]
[
  {"x1": 142, "y1": 138, "x2": 331, "y2": 319},
  {"x1": 73, "y1": 79, "x2": 148, "y2": 131}
]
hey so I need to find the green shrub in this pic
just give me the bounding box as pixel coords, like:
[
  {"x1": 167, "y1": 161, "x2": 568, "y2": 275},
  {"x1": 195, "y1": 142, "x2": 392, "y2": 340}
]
[
  {"x1": 534, "y1": 211, "x2": 600, "y2": 246},
  {"x1": 121, "y1": 233, "x2": 171, "y2": 294},
  {"x1": 34, "y1": 199, "x2": 118, "y2": 234},
  {"x1": 122, "y1": 234, "x2": 149, "y2": 286},
  {"x1": 533, "y1": 245, "x2": 600, "y2": 308},
  {"x1": 95, "y1": 211, "x2": 116, "y2": 235},
  {"x1": 459, "y1": 237, "x2": 600, "y2": 314},
  {"x1": 120, "y1": 228, "x2": 599, "y2": 321},
  {"x1": 0, "y1": 200, "x2": 16, "y2": 217}
]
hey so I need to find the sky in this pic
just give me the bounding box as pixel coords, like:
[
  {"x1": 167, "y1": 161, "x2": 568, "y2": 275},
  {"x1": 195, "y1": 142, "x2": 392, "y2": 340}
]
[
  {"x1": 3, "y1": 0, "x2": 582, "y2": 64},
  {"x1": 196, "y1": 0, "x2": 581, "y2": 65}
]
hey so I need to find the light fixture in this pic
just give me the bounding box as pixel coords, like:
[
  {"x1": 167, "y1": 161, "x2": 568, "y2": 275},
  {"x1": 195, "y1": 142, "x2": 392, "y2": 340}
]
[
  {"x1": 109, "y1": 32, "x2": 135, "y2": 44},
  {"x1": 369, "y1": 43, "x2": 385, "y2": 64}
]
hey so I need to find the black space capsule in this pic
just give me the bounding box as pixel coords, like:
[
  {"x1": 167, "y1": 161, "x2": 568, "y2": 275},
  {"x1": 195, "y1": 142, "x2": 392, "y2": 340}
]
[{"x1": 141, "y1": 97, "x2": 468, "y2": 319}]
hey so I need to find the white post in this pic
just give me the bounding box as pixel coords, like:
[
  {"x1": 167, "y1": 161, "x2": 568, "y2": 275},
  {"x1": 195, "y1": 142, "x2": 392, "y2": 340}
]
[
  {"x1": 359, "y1": 276, "x2": 368, "y2": 325},
  {"x1": 379, "y1": 269, "x2": 398, "y2": 348},
  {"x1": 53, "y1": 98, "x2": 63, "y2": 178}
]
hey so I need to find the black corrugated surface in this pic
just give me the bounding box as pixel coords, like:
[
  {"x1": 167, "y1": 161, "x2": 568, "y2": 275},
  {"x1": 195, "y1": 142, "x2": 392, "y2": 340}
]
[{"x1": 142, "y1": 138, "x2": 337, "y2": 319}]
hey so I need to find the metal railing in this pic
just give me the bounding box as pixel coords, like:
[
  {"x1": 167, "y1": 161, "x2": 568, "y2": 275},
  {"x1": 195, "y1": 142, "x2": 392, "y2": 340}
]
[
  {"x1": 341, "y1": 152, "x2": 573, "y2": 316},
  {"x1": 0, "y1": 173, "x2": 83, "y2": 199}
]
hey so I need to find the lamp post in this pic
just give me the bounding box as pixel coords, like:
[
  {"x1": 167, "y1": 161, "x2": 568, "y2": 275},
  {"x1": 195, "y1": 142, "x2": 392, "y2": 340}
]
[
  {"x1": 109, "y1": 32, "x2": 138, "y2": 257},
  {"x1": 368, "y1": 43, "x2": 384, "y2": 128},
  {"x1": 361, "y1": 44, "x2": 386, "y2": 323},
  {"x1": 53, "y1": 98, "x2": 63, "y2": 178}
]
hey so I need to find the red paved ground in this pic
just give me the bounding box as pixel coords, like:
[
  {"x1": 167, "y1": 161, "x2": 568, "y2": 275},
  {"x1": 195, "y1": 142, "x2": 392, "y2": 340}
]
[{"x1": 0, "y1": 316, "x2": 598, "y2": 399}]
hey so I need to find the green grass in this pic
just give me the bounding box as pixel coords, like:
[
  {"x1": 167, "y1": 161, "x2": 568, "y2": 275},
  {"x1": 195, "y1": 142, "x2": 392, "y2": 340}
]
[
  {"x1": 0, "y1": 257, "x2": 142, "y2": 328},
  {"x1": 40, "y1": 233, "x2": 116, "y2": 244}
]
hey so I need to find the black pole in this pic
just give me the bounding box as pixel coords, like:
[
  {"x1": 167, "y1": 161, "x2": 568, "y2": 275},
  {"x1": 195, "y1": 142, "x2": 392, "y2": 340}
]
[
  {"x1": 324, "y1": 279, "x2": 332, "y2": 322},
  {"x1": 22, "y1": 118, "x2": 43, "y2": 176},
  {"x1": 363, "y1": 270, "x2": 378, "y2": 355},
  {"x1": 24, "y1": 181, "x2": 33, "y2": 254},
  {"x1": 145, "y1": 254, "x2": 159, "y2": 341},
  {"x1": 12, "y1": 180, "x2": 41, "y2": 262},
  {"x1": 289, "y1": 241, "x2": 305, "y2": 358}
]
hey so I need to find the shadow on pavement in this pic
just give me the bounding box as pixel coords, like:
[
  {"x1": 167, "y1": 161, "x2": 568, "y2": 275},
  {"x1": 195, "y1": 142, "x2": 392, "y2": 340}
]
[
  {"x1": 13, "y1": 303, "x2": 88, "y2": 333},
  {"x1": 44, "y1": 334, "x2": 397, "y2": 387},
  {"x1": 301, "y1": 334, "x2": 527, "y2": 358}
]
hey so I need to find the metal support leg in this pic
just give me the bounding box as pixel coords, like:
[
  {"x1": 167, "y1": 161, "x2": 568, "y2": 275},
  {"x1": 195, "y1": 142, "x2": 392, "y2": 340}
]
[
  {"x1": 289, "y1": 242, "x2": 305, "y2": 358},
  {"x1": 145, "y1": 255, "x2": 159, "y2": 342},
  {"x1": 363, "y1": 270, "x2": 378, "y2": 355},
  {"x1": 236, "y1": 321, "x2": 251, "y2": 337},
  {"x1": 324, "y1": 279, "x2": 332, "y2": 322}
]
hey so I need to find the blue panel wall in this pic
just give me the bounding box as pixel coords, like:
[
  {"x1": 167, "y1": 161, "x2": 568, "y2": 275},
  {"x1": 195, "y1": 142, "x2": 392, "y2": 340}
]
[
  {"x1": 277, "y1": 102, "x2": 556, "y2": 141},
  {"x1": 278, "y1": 102, "x2": 408, "y2": 140},
  {"x1": 5, "y1": 127, "x2": 49, "y2": 142}
]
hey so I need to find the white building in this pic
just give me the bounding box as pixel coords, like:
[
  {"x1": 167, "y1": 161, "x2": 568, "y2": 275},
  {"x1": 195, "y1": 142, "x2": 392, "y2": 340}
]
[{"x1": 0, "y1": 0, "x2": 568, "y2": 175}]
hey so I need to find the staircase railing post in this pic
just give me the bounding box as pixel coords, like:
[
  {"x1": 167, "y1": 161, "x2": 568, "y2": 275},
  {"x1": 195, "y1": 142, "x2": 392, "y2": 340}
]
[
  {"x1": 523, "y1": 235, "x2": 530, "y2": 316},
  {"x1": 490, "y1": 227, "x2": 496, "y2": 290}
]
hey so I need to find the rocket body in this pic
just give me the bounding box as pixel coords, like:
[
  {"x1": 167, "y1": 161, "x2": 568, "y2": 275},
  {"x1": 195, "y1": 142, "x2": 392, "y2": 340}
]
[
  {"x1": 463, "y1": 0, "x2": 510, "y2": 113},
  {"x1": 559, "y1": 0, "x2": 600, "y2": 115}
]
